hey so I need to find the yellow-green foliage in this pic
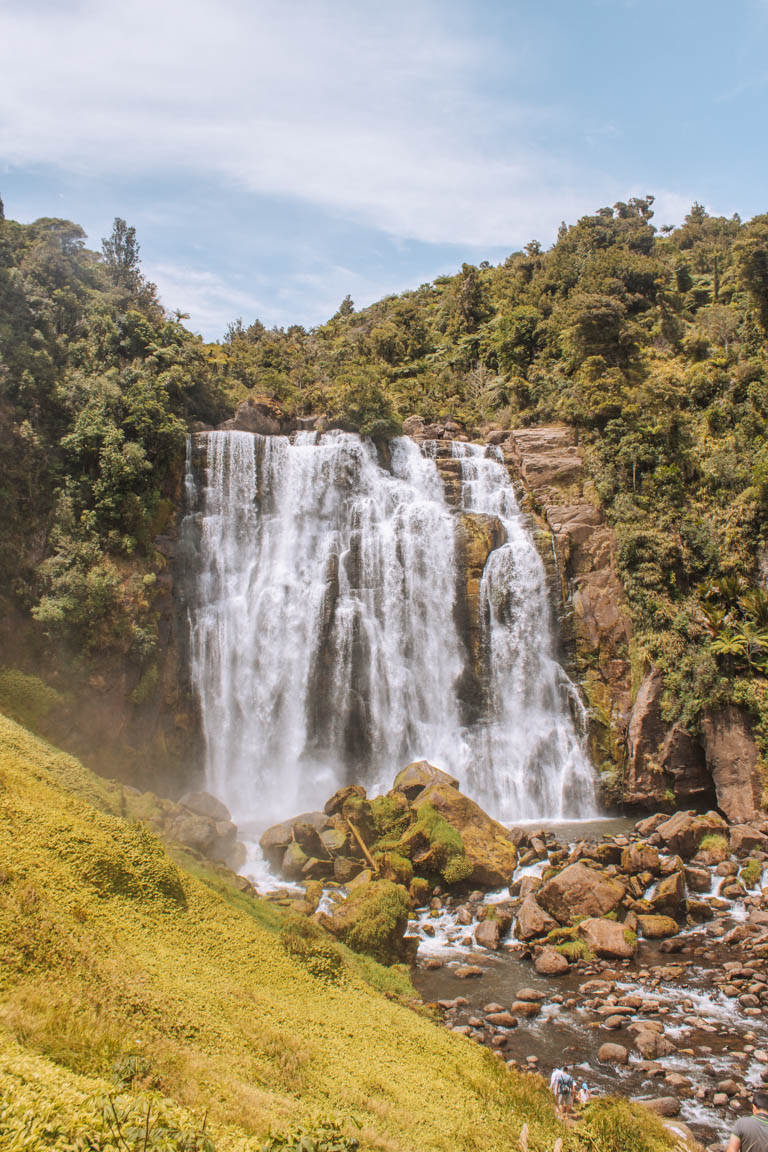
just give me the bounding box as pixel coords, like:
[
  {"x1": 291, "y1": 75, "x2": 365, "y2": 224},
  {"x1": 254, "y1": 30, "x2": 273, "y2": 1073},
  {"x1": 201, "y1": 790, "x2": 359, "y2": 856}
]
[
  {"x1": 579, "y1": 1098, "x2": 673, "y2": 1152},
  {"x1": 0, "y1": 668, "x2": 64, "y2": 732},
  {"x1": 698, "y1": 833, "x2": 728, "y2": 853},
  {"x1": 0, "y1": 712, "x2": 566, "y2": 1152}
]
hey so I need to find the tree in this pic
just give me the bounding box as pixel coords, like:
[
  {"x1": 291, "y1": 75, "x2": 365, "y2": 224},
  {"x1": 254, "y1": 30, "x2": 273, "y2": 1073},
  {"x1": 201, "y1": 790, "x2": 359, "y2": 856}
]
[{"x1": 102, "y1": 217, "x2": 142, "y2": 294}]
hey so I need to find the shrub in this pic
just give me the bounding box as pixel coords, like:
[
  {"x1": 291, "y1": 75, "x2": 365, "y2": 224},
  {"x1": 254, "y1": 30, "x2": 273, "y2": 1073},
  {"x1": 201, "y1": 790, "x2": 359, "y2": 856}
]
[{"x1": 261, "y1": 1114, "x2": 360, "y2": 1152}]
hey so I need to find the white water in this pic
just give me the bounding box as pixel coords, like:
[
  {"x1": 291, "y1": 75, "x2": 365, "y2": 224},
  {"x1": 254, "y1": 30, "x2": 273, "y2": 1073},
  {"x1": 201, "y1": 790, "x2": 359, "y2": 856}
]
[{"x1": 182, "y1": 430, "x2": 596, "y2": 833}]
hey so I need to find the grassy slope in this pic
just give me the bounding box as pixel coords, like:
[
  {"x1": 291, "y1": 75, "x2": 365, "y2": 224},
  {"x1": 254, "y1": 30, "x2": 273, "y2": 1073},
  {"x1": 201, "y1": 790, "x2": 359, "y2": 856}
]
[{"x1": 0, "y1": 713, "x2": 674, "y2": 1152}]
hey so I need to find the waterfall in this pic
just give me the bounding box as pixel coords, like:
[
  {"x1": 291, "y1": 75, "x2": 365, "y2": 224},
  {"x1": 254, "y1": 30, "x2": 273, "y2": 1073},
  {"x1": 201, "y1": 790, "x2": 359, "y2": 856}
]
[
  {"x1": 451, "y1": 443, "x2": 595, "y2": 819},
  {"x1": 182, "y1": 429, "x2": 595, "y2": 836}
]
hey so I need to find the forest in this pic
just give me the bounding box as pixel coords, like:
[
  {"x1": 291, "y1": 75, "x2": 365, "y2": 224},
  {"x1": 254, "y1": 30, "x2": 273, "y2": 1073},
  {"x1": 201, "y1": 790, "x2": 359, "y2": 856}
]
[{"x1": 1, "y1": 193, "x2": 768, "y2": 767}]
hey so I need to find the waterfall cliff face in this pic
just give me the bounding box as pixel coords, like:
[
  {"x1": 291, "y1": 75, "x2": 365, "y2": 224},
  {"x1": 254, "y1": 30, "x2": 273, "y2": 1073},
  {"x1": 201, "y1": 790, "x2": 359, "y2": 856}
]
[{"x1": 182, "y1": 430, "x2": 595, "y2": 835}]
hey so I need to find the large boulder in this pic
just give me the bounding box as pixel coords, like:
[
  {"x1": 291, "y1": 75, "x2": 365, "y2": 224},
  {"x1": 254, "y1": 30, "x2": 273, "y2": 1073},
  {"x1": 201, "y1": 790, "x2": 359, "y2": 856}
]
[
  {"x1": 392, "y1": 761, "x2": 459, "y2": 802},
  {"x1": 620, "y1": 842, "x2": 660, "y2": 875},
  {"x1": 730, "y1": 824, "x2": 768, "y2": 855},
  {"x1": 220, "y1": 396, "x2": 283, "y2": 435},
  {"x1": 649, "y1": 871, "x2": 685, "y2": 918},
  {"x1": 578, "y1": 917, "x2": 637, "y2": 960},
  {"x1": 637, "y1": 915, "x2": 680, "y2": 939},
  {"x1": 179, "y1": 790, "x2": 232, "y2": 823},
  {"x1": 534, "y1": 946, "x2": 569, "y2": 975},
  {"x1": 316, "y1": 880, "x2": 412, "y2": 965},
  {"x1": 654, "y1": 810, "x2": 727, "y2": 859},
  {"x1": 516, "y1": 896, "x2": 558, "y2": 940},
  {"x1": 702, "y1": 707, "x2": 763, "y2": 823},
  {"x1": 411, "y1": 781, "x2": 518, "y2": 887},
  {"x1": 536, "y1": 862, "x2": 625, "y2": 924},
  {"x1": 164, "y1": 810, "x2": 238, "y2": 864},
  {"x1": 259, "y1": 811, "x2": 329, "y2": 868}
]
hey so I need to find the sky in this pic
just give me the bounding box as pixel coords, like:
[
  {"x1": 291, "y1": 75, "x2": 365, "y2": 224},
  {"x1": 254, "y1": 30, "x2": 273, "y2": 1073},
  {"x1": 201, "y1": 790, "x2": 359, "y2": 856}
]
[{"x1": 1, "y1": 0, "x2": 767, "y2": 341}]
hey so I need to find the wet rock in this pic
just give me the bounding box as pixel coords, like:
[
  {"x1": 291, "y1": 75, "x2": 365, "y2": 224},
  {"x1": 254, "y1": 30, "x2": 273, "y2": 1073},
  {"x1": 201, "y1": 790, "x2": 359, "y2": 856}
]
[
  {"x1": 621, "y1": 843, "x2": 660, "y2": 874},
  {"x1": 392, "y1": 760, "x2": 460, "y2": 801},
  {"x1": 636, "y1": 1097, "x2": 681, "y2": 1117},
  {"x1": 475, "y1": 920, "x2": 502, "y2": 950},
  {"x1": 683, "y1": 865, "x2": 712, "y2": 893},
  {"x1": 516, "y1": 988, "x2": 547, "y2": 1002},
  {"x1": 483, "y1": 1002, "x2": 505, "y2": 1013},
  {"x1": 634, "y1": 1029, "x2": 675, "y2": 1059},
  {"x1": 519, "y1": 875, "x2": 542, "y2": 899},
  {"x1": 515, "y1": 895, "x2": 558, "y2": 940},
  {"x1": 454, "y1": 965, "x2": 484, "y2": 979},
  {"x1": 654, "y1": 810, "x2": 727, "y2": 859},
  {"x1": 486, "y1": 1011, "x2": 518, "y2": 1027},
  {"x1": 578, "y1": 917, "x2": 637, "y2": 959},
  {"x1": 511, "y1": 1000, "x2": 541, "y2": 1018},
  {"x1": 731, "y1": 825, "x2": 768, "y2": 855},
  {"x1": 649, "y1": 871, "x2": 686, "y2": 917},
  {"x1": 604, "y1": 1015, "x2": 626, "y2": 1030},
  {"x1": 536, "y1": 862, "x2": 625, "y2": 923},
  {"x1": 598, "y1": 1042, "x2": 628, "y2": 1064},
  {"x1": 716, "y1": 1079, "x2": 741, "y2": 1097},
  {"x1": 637, "y1": 914, "x2": 680, "y2": 939},
  {"x1": 534, "y1": 946, "x2": 569, "y2": 975}
]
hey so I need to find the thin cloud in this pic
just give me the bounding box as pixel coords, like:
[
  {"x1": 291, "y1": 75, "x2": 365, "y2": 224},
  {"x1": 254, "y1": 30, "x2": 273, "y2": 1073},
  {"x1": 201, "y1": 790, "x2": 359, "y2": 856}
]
[{"x1": 0, "y1": 0, "x2": 610, "y2": 248}]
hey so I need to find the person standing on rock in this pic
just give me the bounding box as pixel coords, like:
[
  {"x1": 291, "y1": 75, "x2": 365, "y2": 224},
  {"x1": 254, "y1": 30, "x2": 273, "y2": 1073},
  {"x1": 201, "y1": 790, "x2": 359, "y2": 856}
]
[
  {"x1": 549, "y1": 1067, "x2": 574, "y2": 1118},
  {"x1": 728, "y1": 1092, "x2": 768, "y2": 1152}
]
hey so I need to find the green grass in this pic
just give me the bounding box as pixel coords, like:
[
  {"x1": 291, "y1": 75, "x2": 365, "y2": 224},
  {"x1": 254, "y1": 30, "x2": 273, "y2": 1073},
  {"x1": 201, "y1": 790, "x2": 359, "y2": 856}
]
[{"x1": 0, "y1": 712, "x2": 676, "y2": 1152}]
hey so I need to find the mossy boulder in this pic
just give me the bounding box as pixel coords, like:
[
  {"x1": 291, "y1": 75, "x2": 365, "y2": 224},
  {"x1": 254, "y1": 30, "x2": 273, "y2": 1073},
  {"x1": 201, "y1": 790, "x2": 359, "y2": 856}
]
[
  {"x1": 317, "y1": 880, "x2": 413, "y2": 965},
  {"x1": 411, "y1": 781, "x2": 517, "y2": 887},
  {"x1": 637, "y1": 914, "x2": 679, "y2": 938}
]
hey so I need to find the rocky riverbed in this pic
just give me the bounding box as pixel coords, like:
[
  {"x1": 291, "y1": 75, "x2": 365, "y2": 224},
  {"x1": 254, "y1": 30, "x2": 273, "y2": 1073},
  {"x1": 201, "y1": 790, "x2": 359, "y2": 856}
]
[
  {"x1": 409, "y1": 817, "x2": 768, "y2": 1149},
  {"x1": 253, "y1": 763, "x2": 768, "y2": 1148}
]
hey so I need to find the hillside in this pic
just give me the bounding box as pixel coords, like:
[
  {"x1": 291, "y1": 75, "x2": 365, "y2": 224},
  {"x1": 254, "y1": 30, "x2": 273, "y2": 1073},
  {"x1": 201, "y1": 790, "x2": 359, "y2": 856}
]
[
  {"x1": 0, "y1": 711, "x2": 680, "y2": 1151},
  {"x1": 1, "y1": 195, "x2": 767, "y2": 801}
]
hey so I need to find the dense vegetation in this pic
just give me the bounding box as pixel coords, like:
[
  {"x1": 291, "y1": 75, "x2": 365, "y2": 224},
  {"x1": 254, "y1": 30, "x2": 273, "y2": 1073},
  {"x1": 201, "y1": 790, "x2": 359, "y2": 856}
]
[
  {"x1": 1, "y1": 193, "x2": 767, "y2": 761},
  {"x1": 0, "y1": 712, "x2": 675, "y2": 1152}
]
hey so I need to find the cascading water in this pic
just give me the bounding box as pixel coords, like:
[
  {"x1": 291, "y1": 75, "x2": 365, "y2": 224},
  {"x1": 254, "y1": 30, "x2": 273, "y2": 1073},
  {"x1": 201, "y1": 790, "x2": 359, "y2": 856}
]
[
  {"x1": 181, "y1": 429, "x2": 595, "y2": 839},
  {"x1": 451, "y1": 443, "x2": 595, "y2": 819}
]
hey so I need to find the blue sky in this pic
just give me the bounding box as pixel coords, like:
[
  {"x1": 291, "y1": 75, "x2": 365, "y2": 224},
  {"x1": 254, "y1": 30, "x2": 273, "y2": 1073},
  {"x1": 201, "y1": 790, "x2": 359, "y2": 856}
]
[{"x1": 1, "y1": 0, "x2": 767, "y2": 340}]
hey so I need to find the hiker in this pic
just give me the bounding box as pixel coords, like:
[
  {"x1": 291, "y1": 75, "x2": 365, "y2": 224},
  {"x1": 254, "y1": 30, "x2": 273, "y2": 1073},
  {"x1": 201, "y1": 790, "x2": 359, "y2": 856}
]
[
  {"x1": 549, "y1": 1066, "x2": 574, "y2": 1118},
  {"x1": 577, "y1": 1082, "x2": 591, "y2": 1109},
  {"x1": 728, "y1": 1091, "x2": 768, "y2": 1152}
]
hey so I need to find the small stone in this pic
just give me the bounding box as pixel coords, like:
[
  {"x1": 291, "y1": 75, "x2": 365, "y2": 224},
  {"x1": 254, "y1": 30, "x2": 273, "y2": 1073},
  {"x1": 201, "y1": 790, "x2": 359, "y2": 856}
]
[
  {"x1": 516, "y1": 987, "x2": 547, "y2": 1002},
  {"x1": 534, "y1": 946, "x2": 569, "y2": 975},
  {"x1": 599, "y1": 1042, "x2": 628, "y2": 1064},
  {"x1": 454, "y1": 965, "x2": 484, "y2": 979}
]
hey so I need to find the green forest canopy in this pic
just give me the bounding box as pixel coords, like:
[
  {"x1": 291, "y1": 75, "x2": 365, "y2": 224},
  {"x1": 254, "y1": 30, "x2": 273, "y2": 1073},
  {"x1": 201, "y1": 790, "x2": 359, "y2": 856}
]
[{"x1": 1, "y1": 194, "x2": 767, "y2": 761}]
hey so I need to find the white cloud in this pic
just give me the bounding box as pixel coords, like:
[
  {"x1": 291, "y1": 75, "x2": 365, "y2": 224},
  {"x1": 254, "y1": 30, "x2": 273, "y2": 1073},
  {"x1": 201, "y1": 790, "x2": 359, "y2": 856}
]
[{"x1": 0, "y1": 0, "x2": 625, "y2": 249}]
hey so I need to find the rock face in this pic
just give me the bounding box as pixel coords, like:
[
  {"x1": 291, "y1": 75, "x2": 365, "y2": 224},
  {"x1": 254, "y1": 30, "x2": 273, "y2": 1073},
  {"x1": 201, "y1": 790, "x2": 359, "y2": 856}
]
[
  {"x1": 411, "y1": 780, "x2": 518, "y2": 887},
  {"x1": 453, "y1": 512, "x2": 507, "y2": 722},
  {"x1": 536, "y1": 862, "x2": 625, "y2": 924},
  {"x1": 625, "y1": 670, "x2": 712, "y2": 808},
  {"x1": 499, "y1": 424, "x2": 633, "y2": 791},
  {"x1": 220, "y1": 396, "x2": 284, "y2": 436},
  {"x1": 702, "y1": 707, "x2": 763, "y2": 822}
]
